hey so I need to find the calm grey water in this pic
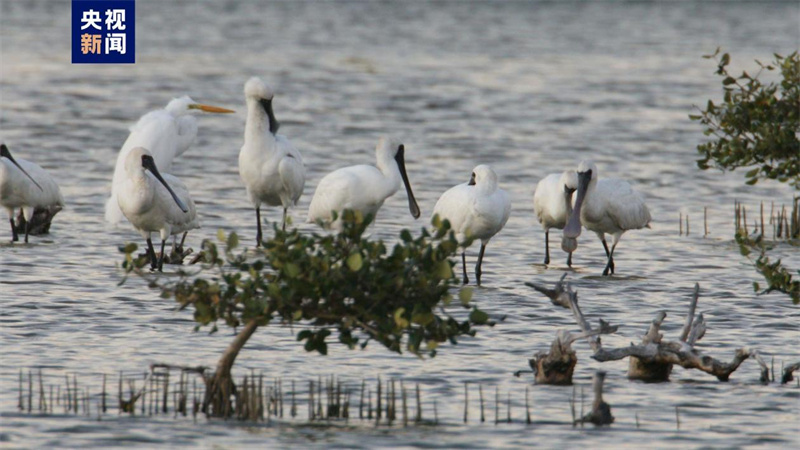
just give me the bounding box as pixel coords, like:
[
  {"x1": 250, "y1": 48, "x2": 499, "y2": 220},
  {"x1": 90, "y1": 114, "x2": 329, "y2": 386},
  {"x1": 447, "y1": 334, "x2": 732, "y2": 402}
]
[{"x1": 1, "y1": 0, "x2": 799, "y2": 448}]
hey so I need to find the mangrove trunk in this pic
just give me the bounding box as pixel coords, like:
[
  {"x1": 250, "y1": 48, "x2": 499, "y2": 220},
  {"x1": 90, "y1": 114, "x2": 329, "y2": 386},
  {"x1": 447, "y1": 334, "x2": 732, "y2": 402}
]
[{"x1": 203, "y1": 319, "x2": 260, "y2": 417}]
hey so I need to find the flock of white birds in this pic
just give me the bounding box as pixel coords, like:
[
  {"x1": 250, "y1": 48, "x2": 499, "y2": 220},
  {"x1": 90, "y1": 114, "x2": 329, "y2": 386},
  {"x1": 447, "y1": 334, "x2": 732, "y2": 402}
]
[{"x1": 0, "y1": 77, "x2": 651, "y2": 283}]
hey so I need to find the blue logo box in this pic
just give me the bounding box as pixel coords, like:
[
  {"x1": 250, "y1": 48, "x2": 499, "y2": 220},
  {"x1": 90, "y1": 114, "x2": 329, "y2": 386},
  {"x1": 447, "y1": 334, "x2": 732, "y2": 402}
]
[{"x1": 72, "y1": 0, "x2": 135, "y2": 64}]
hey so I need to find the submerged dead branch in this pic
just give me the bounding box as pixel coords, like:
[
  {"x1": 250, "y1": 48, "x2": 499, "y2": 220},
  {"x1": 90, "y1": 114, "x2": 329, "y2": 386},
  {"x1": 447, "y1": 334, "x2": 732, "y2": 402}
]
[
  {"x1": 575, "y1": 371, "x2": 614, "y2": 426},
  {"x1": 150, "y1": 363, "x2": 208, "y2": 375},
  {"x1": 782, "y1": 361, "x2": 800, "y2": 384},
  {"x1": 525, "y1": 273, "x2": 571, "y2": 309},
  {"x1": 527, "y1": 278, "x2": 770, "y2": 383},
  {"x1": 524, "y1": 276, "x2": 617, "y2": 384}
]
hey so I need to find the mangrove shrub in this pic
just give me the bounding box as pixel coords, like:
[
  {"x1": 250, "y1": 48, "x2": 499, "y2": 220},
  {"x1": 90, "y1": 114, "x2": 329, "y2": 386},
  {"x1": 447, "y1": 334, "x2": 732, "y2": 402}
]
[{"x1": 120, "y1": 212, "x2": 494, "y2": 415}]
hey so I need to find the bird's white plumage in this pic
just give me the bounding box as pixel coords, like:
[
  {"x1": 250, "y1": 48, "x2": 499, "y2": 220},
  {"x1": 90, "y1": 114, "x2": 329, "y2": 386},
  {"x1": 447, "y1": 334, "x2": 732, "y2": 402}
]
[
  {"x1": 583, "y1": 178, "x2": 651, "y2": 239},
  {"x1": 239, "y1": 77, "x2": 305, "y2": 213},
  {"x1": 576, "y1": 162, "x2": 651, "y2": 245},
  {"x1": 533, "y1": 171, "x2": 577, "y2": 232},
  {"x1": 0, "y1": 149, "x2": 64, "y2": 224},
  {"x1": 533, "y1": 170, "x2": 578, "y2": 265},
  {"x1": 307, "y1": 137, "x2": 416, "y2": 230},
  {"x1": 309, "y1": 165, "x2": 394, "y2": 224},
  {"x1": 563, "y1": 160, "x2": 650, "y2": 275},
  {"x1": 106, "y1": 96, "x2": 210, "y2": 224},
  {"x1": 117, "y1": 147, "x2": 199, "y2": 242},
  {"x1": 433, "y1": 165, "x2": 510, "y2": 285},
  {"x1": 433, "y1": 165, "x2": 511, "y2": 246}
]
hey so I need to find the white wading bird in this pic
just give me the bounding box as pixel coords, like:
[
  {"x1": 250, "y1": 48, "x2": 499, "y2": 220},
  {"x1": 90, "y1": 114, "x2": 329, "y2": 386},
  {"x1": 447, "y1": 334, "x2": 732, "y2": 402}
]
[
  {"x1": 432, "y1": 165, "x2": 511, "y2": 286},
  {"x1": 105, "y1": 96, "x2": 233, "y2": 224},
  {"x1": 117, "y1": 147, "x2": 199, "y2": 272},
  {"x1": 533, "y1": 170, "x2": 577, "y2": 266},
  {"x1": 563, "y1": 160, "x2": 651, "y2": 276},
  {"x1": 307, "y1": 137, "x2": 420, "y2": 230},
  {"x1": 239, "y1": 77, "x2": 305, "y2": 245},
  {"x1": 0, "y1": 144, "x2": 64, "y2": 243}
]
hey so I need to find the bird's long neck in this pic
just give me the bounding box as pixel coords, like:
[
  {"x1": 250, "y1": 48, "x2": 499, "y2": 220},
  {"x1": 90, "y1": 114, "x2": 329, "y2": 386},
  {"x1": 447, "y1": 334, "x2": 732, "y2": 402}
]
[
  {"x1": 585, "y1": 178, "x2": 597, "y2": 199},
  {"x1": 175, "y1": 116, "x2": 198, "y2": 158},
  {"x1": 125, "y1": 167, "x2": 157, "y2": 205},
  {"x1": 127, "y1": 166, "x2": 148, "y2": 184},
  {"x1": 576, "y1": 179, "x2": 598, "y2": 220},
  {"x1": 244, "y1": 100, "x2": 276, "y2": 149},
  {"x1": 376, "y1": 153, "x2": 402, "y2": 190},
  {"x1": 476, "y1": 179, "x2": 498, "y2": 195}
]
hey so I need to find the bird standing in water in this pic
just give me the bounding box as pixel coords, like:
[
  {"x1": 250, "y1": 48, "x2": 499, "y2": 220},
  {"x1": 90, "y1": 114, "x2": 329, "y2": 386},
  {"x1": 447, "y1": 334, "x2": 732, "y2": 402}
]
[
  {"x1": 0, "y1": 144, "x2": 64, "y2": 243},
  {"x1": 239, "y1": 77, "x2": 305, "y2": 245},
  {"x1": 432, "y1": 165, "x2": 511, "y2": 286},
  {"x1": 117, "y1": 147, "x2": 199, "y2": 271},
  {"x1": 563, "y1": 160, "x2": 651, "y2": 276},
  {"x1": 106, "y1": 96, "x2": 234, "y2": 224},
  {"x1": 533, "y1": 170, "x2": 578, "y2": 267},
  {"x1": 307, "y1": 137, "x2": 420, "y2": 230}
]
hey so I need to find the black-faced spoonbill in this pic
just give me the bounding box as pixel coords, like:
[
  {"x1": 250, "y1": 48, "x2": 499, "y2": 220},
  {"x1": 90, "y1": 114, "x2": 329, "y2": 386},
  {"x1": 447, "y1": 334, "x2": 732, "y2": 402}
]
[
  {"x1": 239, "y1": 77, "x2": 305, "y2": 245},
  {"x1": 533, "y1": 170, "x2": 578, "y2": 266},
  {"x1": 563, "y1": 160, "x2": 651, "y2": 276},
  {"x1": 0, "y1": 144, "x2": 64, "y2": 243},
  {"x1": 117, "y1": 147, "x2": 199, "y2": 271},
  {"x1": 432, "y1": 165, "x2": 511, "y2": 286},
  {"x1": 105, "y1": 96, "x2": 234, "y2": 224},
  {"x1": 307, "y1": 137, "x2": 420, "y2": 230}
]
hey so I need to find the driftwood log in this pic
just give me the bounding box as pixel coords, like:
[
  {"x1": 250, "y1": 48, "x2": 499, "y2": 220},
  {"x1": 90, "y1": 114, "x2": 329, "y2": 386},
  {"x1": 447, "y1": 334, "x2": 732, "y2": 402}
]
[
  {"x1": 13, "y1": 205, "x2": 63, "y2": 236},
  {"x1": 576, "y1": 371, "x2": 614, "y2": 426},
  {"x1": 526, "y1": 276, "x2": 770, "y2": 383}
]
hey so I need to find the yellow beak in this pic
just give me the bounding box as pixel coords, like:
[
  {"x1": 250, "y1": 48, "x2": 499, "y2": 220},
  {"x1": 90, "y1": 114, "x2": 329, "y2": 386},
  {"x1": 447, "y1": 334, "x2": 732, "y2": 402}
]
[{"x1": 188, "y1": 103, "x2": 235, "y2": 114}]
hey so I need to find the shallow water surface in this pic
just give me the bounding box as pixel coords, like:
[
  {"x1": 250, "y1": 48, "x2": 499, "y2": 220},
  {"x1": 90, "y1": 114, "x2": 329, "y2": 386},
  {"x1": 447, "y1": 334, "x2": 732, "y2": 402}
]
[{"x1": 1, "y1": 1, "x2": 799, "y2": 448}]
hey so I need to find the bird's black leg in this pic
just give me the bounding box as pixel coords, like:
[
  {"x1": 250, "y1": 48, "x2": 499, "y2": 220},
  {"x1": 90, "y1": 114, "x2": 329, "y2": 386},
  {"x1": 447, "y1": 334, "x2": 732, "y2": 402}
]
[
  {"x1": 461, "y1": 251, "x2": 469, "y2": 285},
  {"x1": 146, "y1": 238, "x2": 157, "y2": 270},
  {"x1": 602, "y1": 256, "x2": 612, "y2": 276},
  {"x1": 255, "y1": 207, "x2": 263, "y2": 247},
  {"x1": 601, "y1": 238, "x2": 616, "y2": 275},
  {"x1": 601, "y1": 240, "x2": 618, "y2": 276},
  {"x1": 158, "y1": 239, "x2": 166, "y2": 272},
  {"x1": 609, "y1": 243, "x2": 617, "y2": 275},
  {"x1": 9, "y1": 217, "x2": 18, "y2": 242},
  {"x1": 179, "y1": 231, "x2": 187, "y2": 251},
  {"x1": 24, "y1": 218, "x2": 29, "y2": 243},
  {"x1": 282, "y1": 207, "x2": 287, "y2": 232},
  {"x1": 567, "y1": 251, "x2": 573, "y2": 268},
  {"x1": 601, "y1": 238, "x2": 611, "y2": 276},
  {"x1": 475, "y1": 243, "x2": 487, "y2": 286},
  {"x1": 544, "y1": 230, "x2": 550, "y2": 265}
]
